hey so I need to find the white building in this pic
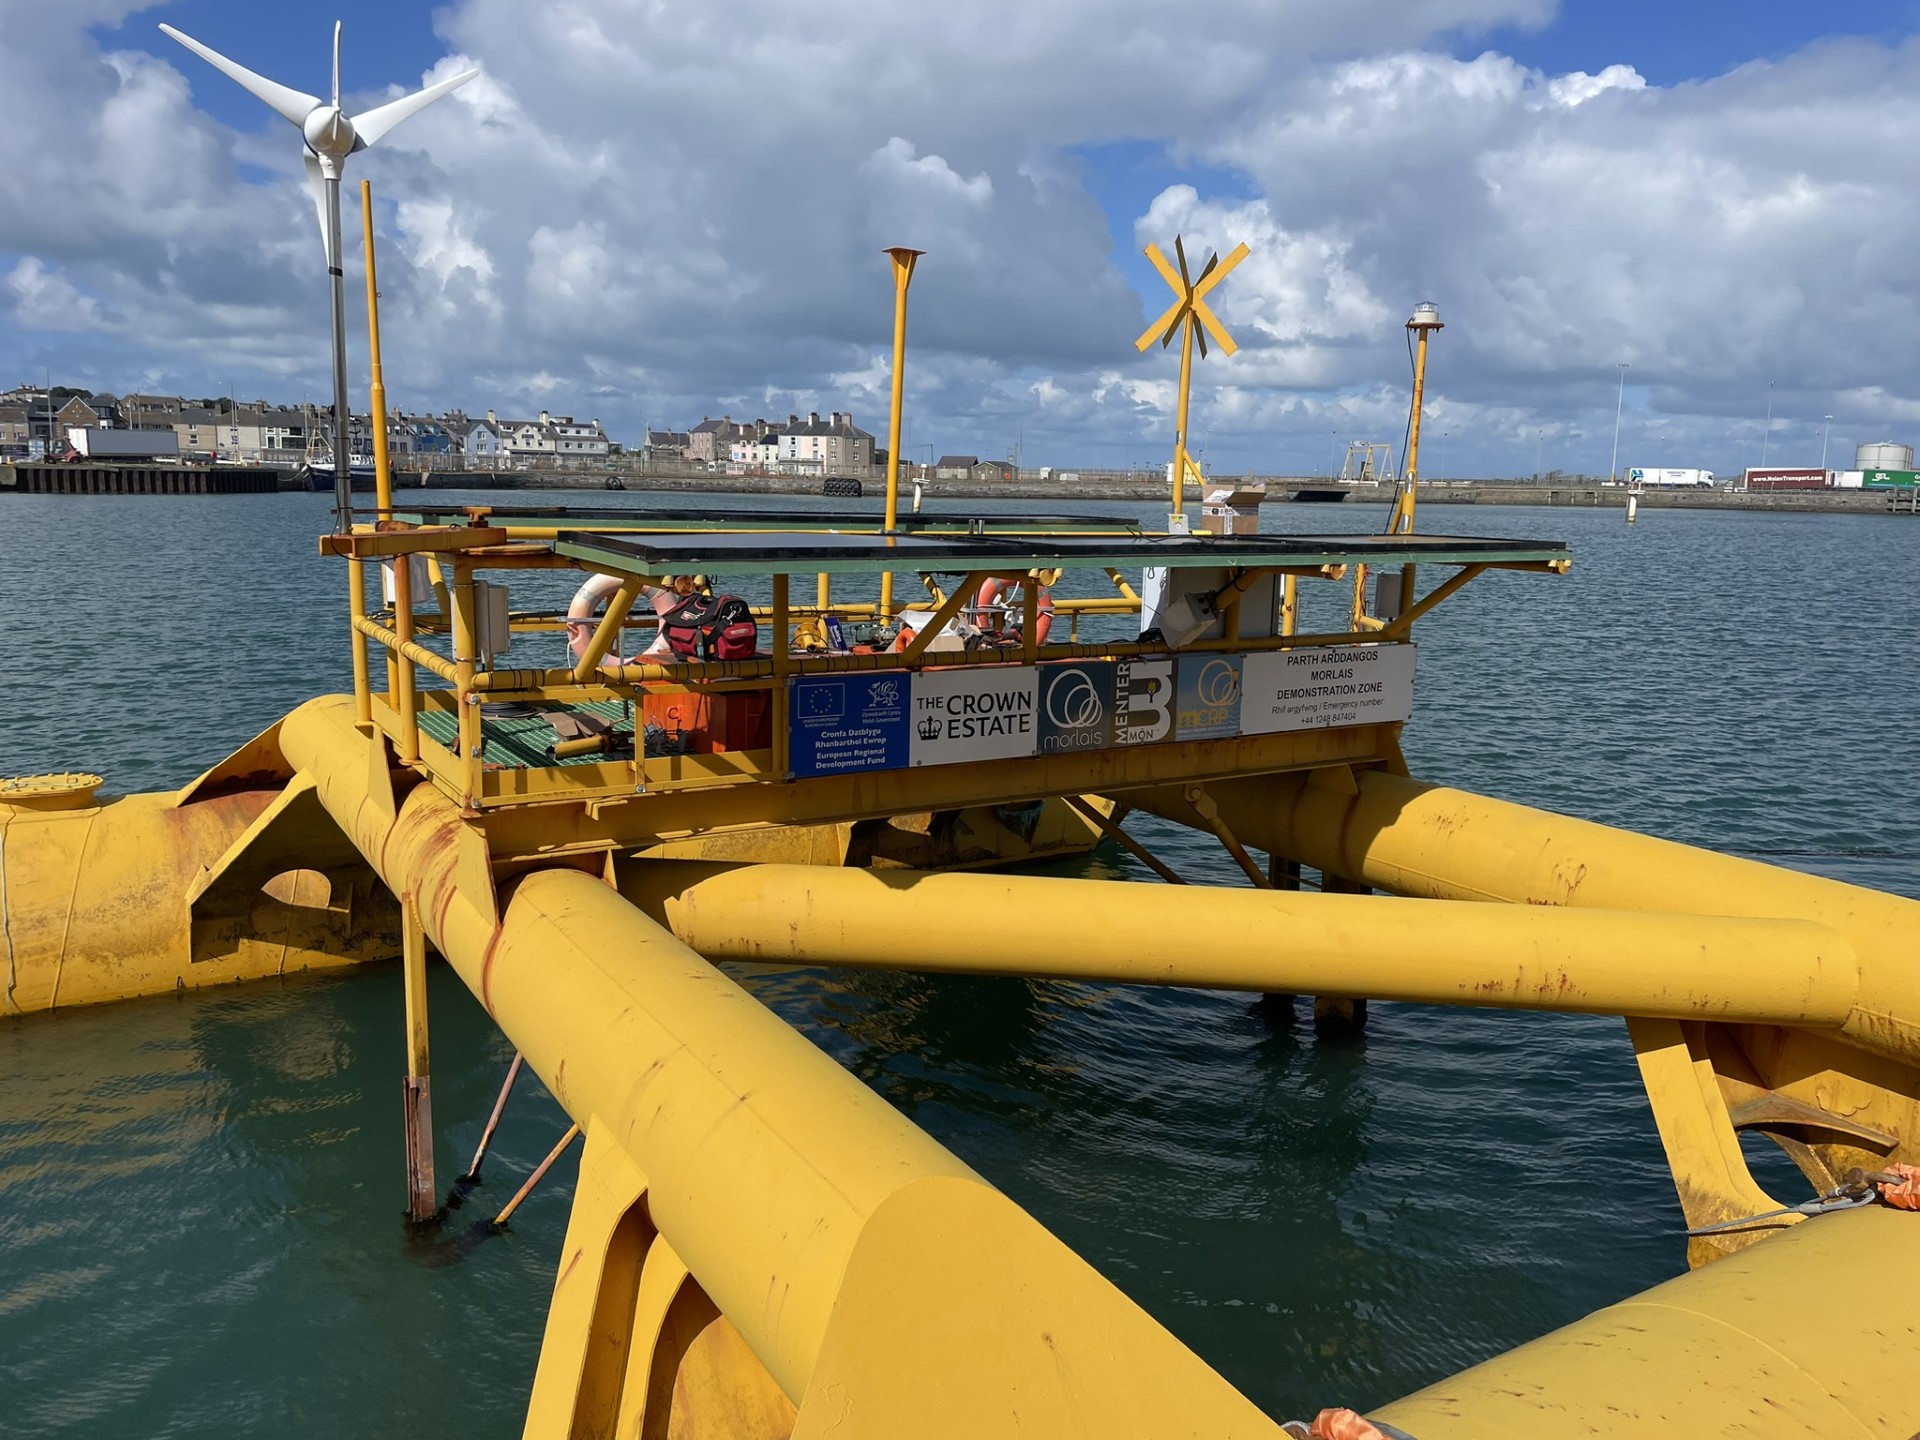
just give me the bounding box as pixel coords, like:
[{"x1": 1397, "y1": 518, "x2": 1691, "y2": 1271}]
[
  {"x1": 777, "y1": 411, "x2": 874, "y2": 474},
  {"x1": 550, "y1": 415, "x2": 611, "y2": 458},
  {"x1": 729, "y1": 430, "x2": 781, "y2": 472},
  {"x1": 501, "y1": 411, "x2": 557, "y2": 459}
]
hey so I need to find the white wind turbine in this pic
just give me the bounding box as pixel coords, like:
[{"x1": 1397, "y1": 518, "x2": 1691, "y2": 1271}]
[{"x1": 160, "y1": 21, "x2": 478, "y2": 527}]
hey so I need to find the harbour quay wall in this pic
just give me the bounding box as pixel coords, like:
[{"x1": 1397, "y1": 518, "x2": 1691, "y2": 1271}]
[
  {"x1": 6, "y1": 460, "x2": 1906, "y2": 513},
  {"x1": 1410, "y1": 481, "x2": 1904, "y2": 514},
  {"x1": 407, "y1": 468, "x2": 1910, "y2": 513},
  {"x1": 405, "y1": 467, "x2": 1180, "y2": 501},
  {"x1": 1, "y1": 461, "x2": 280, "y2": 496}
]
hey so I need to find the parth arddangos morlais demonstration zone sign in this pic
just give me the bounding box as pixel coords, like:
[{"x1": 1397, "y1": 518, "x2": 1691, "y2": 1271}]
[{"x1": 786, "y1": 645, "x2": 1417, "y2": 779}]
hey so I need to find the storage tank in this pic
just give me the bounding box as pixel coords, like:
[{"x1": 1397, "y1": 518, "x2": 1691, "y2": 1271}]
[{"x1": 1855, "y1": 441, "x2": 1913, "y2": 471}]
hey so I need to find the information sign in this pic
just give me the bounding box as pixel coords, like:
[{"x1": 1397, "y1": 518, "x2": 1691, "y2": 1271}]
[
  {"x1": 910, "y1": 666, "x2": 1039, "y2": 767},
  {"x1": 1241, "y1": 644, "x2": 1416, "y2": 734},
  {"x1": 1174, "y1": 654, "x2": 1243, "y2": 740},
  {"x1": 1037, "y1": 661, "x2": 1115, "y2": 754},
  {"x1": 1114, "y1": 657, "x2": 1175, "y2": 745},
  {"x1": 788, "y1": 674, "x2": 910, "y2": 777},
  {"x1": 786, "y1": 642, "x2": 1418, "y2": 781}
]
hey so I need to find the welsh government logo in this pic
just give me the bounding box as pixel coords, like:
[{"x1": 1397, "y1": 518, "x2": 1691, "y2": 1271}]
[
  {"x1": 917, "y1": 715, "x2": 943, "y2": 741},
  {"x1": 869, "y1": 678, "x2": 903, "y2": 708},
  {"x1": 1195, "y1": 658, "x2": 1240, "y2": 707},
  {"x1": 1045, "y1": 667, "x2": 1106, "y2": 730}
]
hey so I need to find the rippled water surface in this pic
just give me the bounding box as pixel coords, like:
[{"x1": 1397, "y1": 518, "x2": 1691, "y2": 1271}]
[{"x1": 1, "y1": 489, "x2": 1915, "y2": 1433}]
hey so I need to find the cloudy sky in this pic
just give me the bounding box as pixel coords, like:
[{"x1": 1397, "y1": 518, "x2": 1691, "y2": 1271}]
[{"x1": 5, "y1": 0, "x2": 1920, "y2": 476}]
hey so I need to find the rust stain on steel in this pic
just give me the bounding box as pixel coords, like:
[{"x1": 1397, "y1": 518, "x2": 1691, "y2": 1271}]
[
  {"x1": 183, "y1": 768, "x2": 292, "y2": 803},
  {"x1": 478, "y1": 929, "x2": 506, "y2": 1016},
  {"x1": 431, "y1": 878, "x2": 456, "y2": 944}
]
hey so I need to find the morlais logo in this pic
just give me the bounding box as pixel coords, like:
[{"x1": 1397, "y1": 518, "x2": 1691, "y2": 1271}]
[
  {"x1": 1044, "y1": 667, "x2": 1106, "y2": 729},
  {"x1": 1194, "y1": 658, "x2": 1239, "y2": 707}
]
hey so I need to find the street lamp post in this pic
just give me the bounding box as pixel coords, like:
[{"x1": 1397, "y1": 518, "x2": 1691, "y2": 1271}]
[
  {"x1": 1821, "y1": 413, "x2": 1833, "y2": 471},
  {"x1": 1535, "y1": 429, "x2": 1543, "y2": 480},
  {"x1": 1609, "y1": 363, "x2": 1628, "y2": 483}
]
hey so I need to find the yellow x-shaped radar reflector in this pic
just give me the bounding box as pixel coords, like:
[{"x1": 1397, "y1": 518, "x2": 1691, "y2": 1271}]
[{"x1": 1135, "y1": 235, "x2": 1250, "y2": 358}]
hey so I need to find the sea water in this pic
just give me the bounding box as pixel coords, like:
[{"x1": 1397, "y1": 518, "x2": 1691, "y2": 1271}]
[{"x1": 0, "y1": 490, "x2": 1914, "y2": 1432}]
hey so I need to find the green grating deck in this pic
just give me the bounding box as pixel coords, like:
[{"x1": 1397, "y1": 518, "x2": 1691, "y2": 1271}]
[{"x1": 416, "y1": 699, "x2": 633, "y2": 769}]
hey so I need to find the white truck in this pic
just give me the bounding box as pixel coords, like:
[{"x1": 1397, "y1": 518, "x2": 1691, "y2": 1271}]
[
  {"x1": 64, "y1": 427, "x2": 180, "y2": 459},
  {"x1": 1626, "y1": 466, "x2": 1714, "y2": 488}
]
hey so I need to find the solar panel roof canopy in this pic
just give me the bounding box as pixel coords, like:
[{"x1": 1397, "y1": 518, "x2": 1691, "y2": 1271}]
[
  {"x1": 554, "y1": 529, "x2": 1573, "y2": 576},
  {"x1": 385, "y1": 503, "x2": 1143, "y2": 531}
]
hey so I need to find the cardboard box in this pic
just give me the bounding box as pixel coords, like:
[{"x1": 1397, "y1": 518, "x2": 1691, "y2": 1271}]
[{"x1": 1198, "y1": 484, "x2": 1267, "y2": 536}]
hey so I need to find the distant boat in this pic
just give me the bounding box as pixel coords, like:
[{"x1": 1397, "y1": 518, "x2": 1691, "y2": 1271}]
[{"x1": 301, "y1": 456, "x2": 378, "y2": 492}]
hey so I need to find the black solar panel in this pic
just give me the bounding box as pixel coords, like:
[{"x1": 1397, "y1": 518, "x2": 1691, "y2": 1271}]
[
  {"x1": 381, "y1": 503, "x2": 1142, "y2": 531},
  {"x1": 553, "y1": 529, "x2": 1572, "y2": 575}
]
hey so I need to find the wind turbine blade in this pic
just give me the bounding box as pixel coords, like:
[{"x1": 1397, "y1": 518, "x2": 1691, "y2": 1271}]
[
  {"x1": 351, "y1": 68, "x2": 480, "y2": 150},
  {"x1": 1196, "y1": 302, "x2": 1238, "y2": 358},
  {"x1": 1195, "y1": 317, "x2": 1209, "y2": 360},
  {"x1": 1199, "y1": 252, "x2": 1219, "y2": 282},
  {"x1": 1192, "y1": 242, "x2": 1250, "y2": 302},
  {"x1": 332, "y1": 21, "x2": 342, "y2": 109},
  {"x1": 304, "y1": 152, "x2": 336, "y2": 268},
  {"x1": 158, "y1": 24, "x2": 320, "y2": 129},
  {"x1": 1174, "y1": 234, "x2": 1191, "y2": 289},
  {"x1": 1160, "y1": 301, "x2": 1191, "y2": 349},
  {"x1": 1135, "y1": 295, "x2": 1185, "y2": 352},
  {"x1": 1142, "y1": 242, "x2": 1184, "y2": 297}
]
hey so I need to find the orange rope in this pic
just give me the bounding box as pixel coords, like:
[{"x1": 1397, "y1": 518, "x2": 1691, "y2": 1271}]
[{"x1": 1877, "y1": 1162, "x2": 1920, "y2": 1211}]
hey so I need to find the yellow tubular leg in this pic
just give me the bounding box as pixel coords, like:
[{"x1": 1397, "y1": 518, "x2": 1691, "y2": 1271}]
[
  {"x1": 276, "y1": 696, "x2": 1281, "y2": 1437},
  {"x1": 618, "y1": 861, "x2": 1858, "y2": 1025},
  {"x1": 1118, "y1": 769, "x2": 1920, "y2": 1067}
]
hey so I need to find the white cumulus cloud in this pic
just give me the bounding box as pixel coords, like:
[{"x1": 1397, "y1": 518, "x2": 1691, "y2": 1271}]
[{"x1": 0, "y1": 2, "x2": 1914, "y2": 477}]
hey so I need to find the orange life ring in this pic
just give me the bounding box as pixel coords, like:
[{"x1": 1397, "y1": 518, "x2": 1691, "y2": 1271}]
[{"x1": 975, "y1": 576, "x2": 1053, "y2": 646}]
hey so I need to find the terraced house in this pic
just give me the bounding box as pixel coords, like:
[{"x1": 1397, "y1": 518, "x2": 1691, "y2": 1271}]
[{"x1": 778, "y1": 411, "x2": 873, "y2": 473}]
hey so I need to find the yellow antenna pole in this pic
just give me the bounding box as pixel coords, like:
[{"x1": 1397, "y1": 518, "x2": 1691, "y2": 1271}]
[
  {"x1": 360, "y1": 179, "x2": 392, "y2": 524},
  {"x1": 879, "y1": 247, "x2": 923, "y2": 619},
  {"x1": 1394, "y1": 302, "x2": 1443, "y2": 536},
  {"x1": 1394, "y1": 301, "x2": 1444, "y2": 615},
  {"x1": 1172, "y1": 312, "x2": 1196, "y2": 519}
]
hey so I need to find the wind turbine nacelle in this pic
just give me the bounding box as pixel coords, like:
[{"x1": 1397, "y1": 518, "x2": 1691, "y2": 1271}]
[
  {"x1": 303, "y1": 107, "x2": 357, "y2": 161},
  {"x1": 160, "y1": 20, "x2": 477, "y2": 261}
]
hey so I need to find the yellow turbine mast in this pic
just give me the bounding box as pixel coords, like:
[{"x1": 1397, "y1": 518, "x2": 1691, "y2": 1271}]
[{"x1": 1134, "y1": 233, "x2": 1249, "y2": 525}]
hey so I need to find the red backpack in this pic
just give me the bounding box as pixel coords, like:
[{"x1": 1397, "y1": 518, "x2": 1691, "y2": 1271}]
[{"x1": 661, "y1": 592, "x2": 758, "y2": 661}]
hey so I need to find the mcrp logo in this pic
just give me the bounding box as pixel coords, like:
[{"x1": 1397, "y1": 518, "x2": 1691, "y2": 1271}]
[
  {"x1": 1045, "y1": 668, "x2": 1105, "y2": 729},
  {"x1": 1195, "y1": 659, "x2": 1240, "y2": 708}
]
